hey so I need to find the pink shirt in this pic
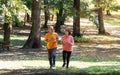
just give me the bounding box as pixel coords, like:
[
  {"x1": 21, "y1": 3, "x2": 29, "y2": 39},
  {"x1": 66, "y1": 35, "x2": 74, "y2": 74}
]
[{"x1": 61, "y1": 35, "x2": 74, "y2": 52}]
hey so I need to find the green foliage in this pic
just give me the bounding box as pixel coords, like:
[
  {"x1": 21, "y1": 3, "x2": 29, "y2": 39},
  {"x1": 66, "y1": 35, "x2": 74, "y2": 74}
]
[
  {"x1": 80, "y1": 0, "x2": 90, "y2": 17},
  {"x1": 91, "y1": 0, "x2": 118, "y2": 11},
  {"x1": 74, "y1": 36, "x2": 91, "y2": 43},
  {"x1": 50, "y1": 0, "x2": 74, "y2": 19},
  {"x1": 21, "y1": 0, "x2": 32, "y2": 10},
  {"x1": 0, "y1": 0, "x2": 30, "y2": 26}
]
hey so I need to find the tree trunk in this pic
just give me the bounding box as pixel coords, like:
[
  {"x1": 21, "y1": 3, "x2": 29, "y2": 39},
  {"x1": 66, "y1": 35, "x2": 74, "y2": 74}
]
[
  {"x1": 15, "y1": 22, "x2": 19, "y2": 27},
  {"x1": 106, "y1": 9, "x2": 111, "y2": 16},
  {"x1": 50, "y1": 14, "x2": 54, "y2": 21},
  {"x1": 23, "y1": 13, "x2": 31, "y2": 23},
  {"x1": 61, "y1": 15, "x2": 66, "y2": 25},
  {"x1": 43, "y1": 0, "x2": 49, "y2": 28},
  {"x1": 73, "y1": 0, "x2": 81, "y2": 37},
  {"x1": 23, "y1": 0, "x2": 41, "y2": 49},
  {"x1": 55, "y1": 13, "x2": 62, "y2": 33},
  {"x1": 3, "y1": 23, "x2": 10, "y2": 45},
  {"x1": 98, "y1": 0, "x2": 106, "y2": 34},
  {"x1": 55, "y1": 0, "x2": 64, "y2": 33}
]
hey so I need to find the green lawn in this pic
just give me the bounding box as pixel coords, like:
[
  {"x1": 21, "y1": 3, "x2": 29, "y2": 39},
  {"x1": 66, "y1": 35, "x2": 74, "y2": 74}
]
[
  {"x1": 104, "y1": 16, "x2": 120, "y2": 26},
  {"x1": 0, "y1": 33, "x2": 120, "y2": 75},
  {"x1": 0, "y1": 34, "x2": 27, "y2": 46},
  {"x1": 0, "y1": 60, "x2": 119, "y2": 75}
]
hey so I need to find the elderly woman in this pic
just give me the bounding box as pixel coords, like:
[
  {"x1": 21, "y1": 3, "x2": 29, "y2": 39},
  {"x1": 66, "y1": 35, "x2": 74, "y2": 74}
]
[
  {"x1": 44, "y1": 26, "x2": 59, "y2": 69},
  {"x1": 61, "y1": 28, "x2": 74, "y2": 68}
]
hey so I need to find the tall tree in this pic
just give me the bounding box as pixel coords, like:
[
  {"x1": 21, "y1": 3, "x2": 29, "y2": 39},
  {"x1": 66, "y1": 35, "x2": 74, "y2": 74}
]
[
  {"x1": 1, "y1": 0, "x2": 27, "y2": 46},
  {"x1": 23, "y1": 0, "x2": 41, "y2": 48},
  {"x1": 55, "y1": 0, "x2": 64, "y2": 33},
  {"x1": 46, "y1": 0, "x2": 73, "y2": 33},
  {"x1": 97, "y1": 0, "x2": 106, "y2": 34},
  {"x1": 2, "y1": 0, "x2": 11, "y2": 46},
  {"x1": 105, "y1": 0, "x2": 117, "y2": 15},
  {"x1": 73, "y1": 0, "x2": 81, "y2": 37},
  {"x1": 91, "y1": 0, "x2": 106, "y2": 34},
  {"x1": 3, "y1": 18, "x2": 11, "y2": 46},
  {"x1": 43, "y1": 0, "x2": 49, "y2": 28}
]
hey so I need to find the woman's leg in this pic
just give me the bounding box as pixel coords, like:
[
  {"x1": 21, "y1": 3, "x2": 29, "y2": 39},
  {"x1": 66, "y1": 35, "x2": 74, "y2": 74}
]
[
  {"x1": 62, "y1": 51, "x2": 67, "y2": 67},
  {"x1": 52, "y1": 48, "x2": 57, "y2": 67},
  {"x1": 48, "y1": 49, "x2": 52, "y2": 68},
  {"x1": 66, "y1": 51, "x2": 72, "y2": 68}
]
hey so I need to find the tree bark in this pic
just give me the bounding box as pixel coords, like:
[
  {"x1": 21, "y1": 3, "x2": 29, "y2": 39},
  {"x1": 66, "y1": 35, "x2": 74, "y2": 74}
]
[
  {"x1": 73, "y1": 0, "x2": 81, "y2": 37},
  {"x1": 3, "y1": 23, "x2": 10, "y2": 45},
  {"x1": 43, "y1": 0, "x2": 49, "y2": 28},
  {"x1": 106, "y1": 9, "x2": 111, "y2": 16},
  {"x1": 98, "y1": 0, "x2": 106, "y2": 34},
  {"x1": 23, "y1": 0, "x2": 41, "y2": 48},
  {"x1": 55, "y1": 0, "x2": 64, "y2": 33}
]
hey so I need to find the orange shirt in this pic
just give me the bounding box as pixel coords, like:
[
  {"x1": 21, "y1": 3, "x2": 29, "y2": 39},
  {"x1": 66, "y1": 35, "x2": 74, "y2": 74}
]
[{"x1": 44, "y1": 32, "x2": 59, "y2": 49}]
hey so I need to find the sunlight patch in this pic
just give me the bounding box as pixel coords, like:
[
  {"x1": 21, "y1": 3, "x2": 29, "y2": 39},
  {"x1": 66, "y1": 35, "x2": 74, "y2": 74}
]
[{"x1": 0, "y1": 61, "x2": 119, "y2": 70}]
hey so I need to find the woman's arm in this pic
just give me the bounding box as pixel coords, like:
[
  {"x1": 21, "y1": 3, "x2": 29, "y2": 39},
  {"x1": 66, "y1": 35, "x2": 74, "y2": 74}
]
[
  {"x1": 68, "y1": 41, "x2": 74, "y2": 46},
  {"x1": 68, "y1": 36, "x2": 74, "y2": 46}
]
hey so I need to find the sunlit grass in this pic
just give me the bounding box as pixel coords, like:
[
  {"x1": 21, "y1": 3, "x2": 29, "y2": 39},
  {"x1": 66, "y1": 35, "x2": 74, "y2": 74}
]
[
  {"x1": 0, "y1": 60, "x2": 119, "y2": 74},
  {"x1": 84, "y1": 35, "x2": 120, "y2": 43},
  {"x1": 0, "y1": 34, "x2": 27, "y2": 46},
  {"x1": 0, "y1": 34, "x2": 46, "y2": 46},
  {"x1": 0, "y1": 30, "x2": 119, "y2": 74},
  {"x1": 104, "y1": 17, "x2": 120, "y2": 26}
]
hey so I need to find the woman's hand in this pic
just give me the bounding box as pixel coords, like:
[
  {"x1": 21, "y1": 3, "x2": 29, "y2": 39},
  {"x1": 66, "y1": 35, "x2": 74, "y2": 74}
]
[
  {"x1": 68, "y1": 41, "x2": 73, "y2": 46},
  {"x1": 46, "y1": 38, "x2": 52, "y2": 42}
]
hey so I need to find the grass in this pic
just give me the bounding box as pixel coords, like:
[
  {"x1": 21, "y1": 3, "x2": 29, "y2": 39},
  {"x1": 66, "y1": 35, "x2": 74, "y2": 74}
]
[
  {"x1": 0, "y1": 60, "x2": 119, "y2": 75},
  {"x1": 71, "y1": 56, "x2": 120, "y2": 62},
  {"x1": 0, "y1": 32, "x2": 120, "y2": 74},
  {"x1": 104, "y1": 16, "x2": 120, "y2": 26},
  {"x1": 0, "y1": 34, "x2": 46, "y2": 46},
  {"x1": 0, "y1": 34, "x2": 27, "y2": 46},
  {"x1": 80, "y1": 66, "x2": 120, "y2": 75},
  {"x1": 11, "y1": 34, "x2": 27, "y2": 46},
  {"x1": 84, "y1": 35, "x2": 120, "y2": 43},
  {"x1": 0, "y1": 33, "x2": 120, "y2": 46},
  {"x1": 74, "y1": 36, "x2": 92, "y2": 43}
]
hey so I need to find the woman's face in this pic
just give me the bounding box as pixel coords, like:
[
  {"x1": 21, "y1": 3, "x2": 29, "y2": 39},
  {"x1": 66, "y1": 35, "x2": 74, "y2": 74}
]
[
  {"x1": 48, "y1": 27, "x2": 53, "y2": 33},
  {"x1": 65, "y1": 30, "x2": 69, "y2": 36}
]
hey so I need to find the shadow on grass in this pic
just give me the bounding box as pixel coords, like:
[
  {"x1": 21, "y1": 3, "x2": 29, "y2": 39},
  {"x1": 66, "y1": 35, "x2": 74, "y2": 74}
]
[
  {"x1": 11, "y1": 39, "x2": 26, "y2": 46},
  {"x1": 0, "y1": 68, "x2": 120, "y2": 75},
  {"x1": 0, "y1": 38, "x2": 45, "y2": 47},
  {"x1": 79, "y1": 65, "x2": 120, "y2": 75},
  {"x1": 0, "y1": 69, "x2": 80, "y2": 75}
]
